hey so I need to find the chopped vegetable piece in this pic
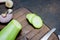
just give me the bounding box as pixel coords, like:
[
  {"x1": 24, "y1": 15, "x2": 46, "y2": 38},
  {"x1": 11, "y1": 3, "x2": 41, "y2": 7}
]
[
  {"x1": 32, "y1": 16, "x2": 43, "y2": 28},
  {"x1": 0, "y1": 19, "x2": 22, "y2": 40},
  {"x1": 26, "y1": 13, "x2": 36, "y2": 23}
]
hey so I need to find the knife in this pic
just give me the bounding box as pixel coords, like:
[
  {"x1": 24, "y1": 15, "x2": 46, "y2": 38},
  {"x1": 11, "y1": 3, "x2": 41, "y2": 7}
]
[
  {"x1": 40, "y1": 28, "x2": 56, "y2": 40},
  {"x1": 58, "y1": 35, "x2": 60, "y2": 40}
]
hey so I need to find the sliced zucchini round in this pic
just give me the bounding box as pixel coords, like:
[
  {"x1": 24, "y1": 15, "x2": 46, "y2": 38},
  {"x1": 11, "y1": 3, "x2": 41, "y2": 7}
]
[
  {"x1": 32, "y1": 16, "x2": 43, "y2": 28},
  {"x1": 26, "y1": 13, "x2": 36, "y2": 23}
]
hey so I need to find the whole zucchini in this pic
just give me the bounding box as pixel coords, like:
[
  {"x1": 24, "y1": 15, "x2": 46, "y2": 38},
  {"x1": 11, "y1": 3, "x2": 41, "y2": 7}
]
[{"x1": 0, "y1": 19, "x2": 22, "y2": 40}]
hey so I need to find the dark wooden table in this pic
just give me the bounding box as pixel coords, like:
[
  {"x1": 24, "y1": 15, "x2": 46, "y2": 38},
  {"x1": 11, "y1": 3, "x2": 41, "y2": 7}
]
[{"x1": 0, "y1": 8, "x2": 58, "y2": 40}]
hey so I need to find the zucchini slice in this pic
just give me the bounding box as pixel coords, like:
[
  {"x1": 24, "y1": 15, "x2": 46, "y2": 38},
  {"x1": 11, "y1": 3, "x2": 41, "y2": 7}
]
[
  {"x1": 26, "y1": 13, "x2": 36, "y2": 23},
  {"x1": 32, "y1": 16, "x2": 43, "y2": 28}
]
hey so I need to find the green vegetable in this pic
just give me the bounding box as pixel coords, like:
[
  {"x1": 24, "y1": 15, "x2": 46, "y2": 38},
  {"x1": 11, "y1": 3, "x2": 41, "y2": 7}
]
[
  {"x1": 26, "y1": 13, "x2": 43, "y2": 29},
  {"x1": 0, "y1": 19, "x2": 22, "y2": 40},
  {"x1": 26, "y1": 13, "x2": 36, "y2": 23},
  {"x1": 32, "y1": 16, "x2": 43, "y2": 28}
]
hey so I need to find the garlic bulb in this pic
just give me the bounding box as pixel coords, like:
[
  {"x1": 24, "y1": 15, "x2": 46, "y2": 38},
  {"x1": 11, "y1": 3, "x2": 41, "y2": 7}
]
[
  {"x1": 0, "y1": 9, "x2": 13, "y2": 23},
  {"x1": 5, "y1": 0, "x2": 13, "y2": 8},
  {"x1": 0, "y1": 14, "x2": 13, "y2": 23}
]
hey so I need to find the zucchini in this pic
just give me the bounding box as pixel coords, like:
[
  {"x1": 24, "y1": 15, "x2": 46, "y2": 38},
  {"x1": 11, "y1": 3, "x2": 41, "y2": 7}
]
[
  {"x1": 26, "y1": 13, "x2": 43, "y2": 29},
  {"x1": 0, "y1": 19, "x2": 22, "y2": 40},
  {"x1": 32, "y1": 16, "x2": 43, "y2": 28},
  {"x1": 26, "y1": 13, "x2": 36, "y2": 23}
]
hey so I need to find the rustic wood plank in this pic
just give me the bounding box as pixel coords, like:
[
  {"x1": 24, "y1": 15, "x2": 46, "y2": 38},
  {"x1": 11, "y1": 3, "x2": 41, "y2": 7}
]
[
  {"x1": 26, "y1": 26, "x2": 43, "y2": 40},
  {"x1": 13, "y1": 8, "x2": 30, "y2": 19},
  {"x1": 48, "y1": 33, "x2": 58, "y2": 40},
  {"x1": 16, "y1": 25, "x2": 34, "y2": 40},
  {"x1": 16, "y1": 14, "x2": 28, "y2": 28},
  {"x1": 31, "y1": 24, "x2": 50, "y2": 40}
]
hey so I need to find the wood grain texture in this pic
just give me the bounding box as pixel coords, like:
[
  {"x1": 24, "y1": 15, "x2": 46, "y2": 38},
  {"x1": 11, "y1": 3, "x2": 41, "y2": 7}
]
[{"x1": 0, "y1": 8, "x2": 58, "y2": 40}]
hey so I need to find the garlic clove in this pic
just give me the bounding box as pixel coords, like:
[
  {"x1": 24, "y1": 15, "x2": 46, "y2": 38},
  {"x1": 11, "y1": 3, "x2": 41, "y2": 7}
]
[
  {"x1": 8, "y1": 9, "x2": 13, "y2": 14},
  {"x1": 5, "y1": 0, "x2": 13, "y2": 8},
  {"x1": 1, "y1": 13, "x2": 7, "y2": 18}
]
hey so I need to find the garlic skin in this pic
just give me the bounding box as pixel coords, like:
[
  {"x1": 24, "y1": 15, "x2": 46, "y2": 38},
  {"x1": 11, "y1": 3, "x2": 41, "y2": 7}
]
[{"x1": 5, "y1": 0, "x2": 13, "y2": 8}]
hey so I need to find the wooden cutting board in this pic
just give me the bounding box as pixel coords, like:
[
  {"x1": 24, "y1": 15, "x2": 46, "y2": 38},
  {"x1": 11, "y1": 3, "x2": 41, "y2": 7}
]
[{"x1": 0, "y1": 8, "x2": 58, "y2": 40}]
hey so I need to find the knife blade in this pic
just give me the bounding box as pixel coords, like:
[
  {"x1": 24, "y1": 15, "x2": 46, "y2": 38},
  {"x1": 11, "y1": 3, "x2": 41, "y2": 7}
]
[{"x1": 40, "y1": 28, "x2": 56, "y2": 40}]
